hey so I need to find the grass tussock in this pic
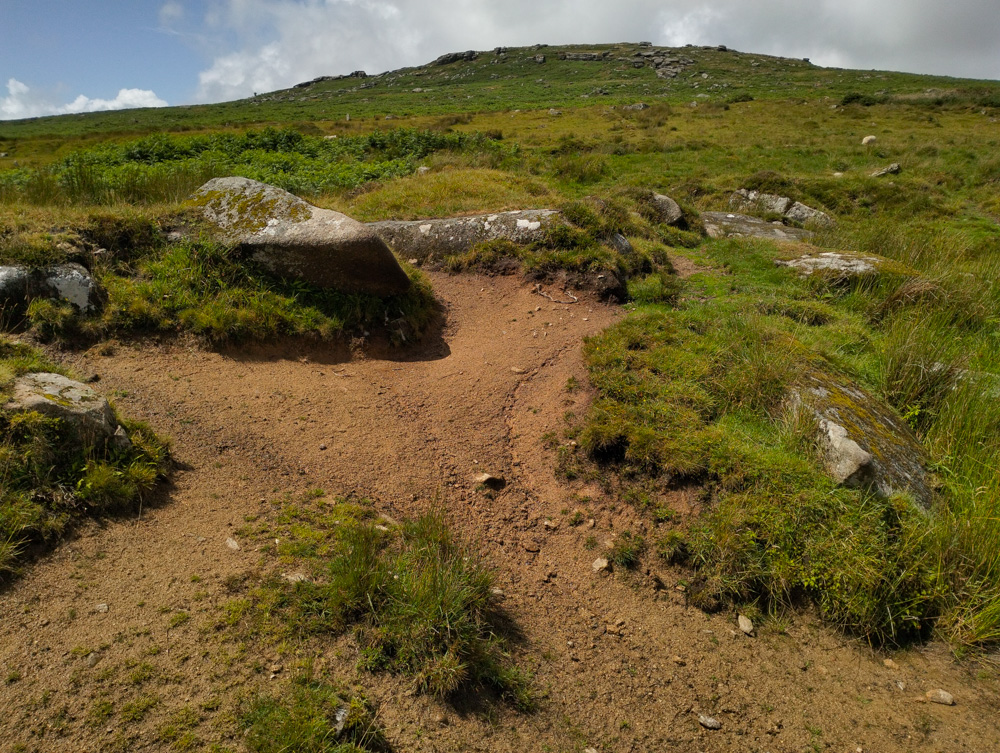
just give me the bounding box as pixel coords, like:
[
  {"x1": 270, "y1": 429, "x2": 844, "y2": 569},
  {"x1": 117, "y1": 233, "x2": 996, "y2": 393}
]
[
  {"x1": 240, "y1": 677, "x2": 388, "y2": 753},
  {"x1": 233, "y1": 498, "x2": 532, "y2": 709}
]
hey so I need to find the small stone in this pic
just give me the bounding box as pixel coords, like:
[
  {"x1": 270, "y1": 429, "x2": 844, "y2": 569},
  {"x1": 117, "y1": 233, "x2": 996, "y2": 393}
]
[
  {"x1": 225, "y1": 537, "x2": 240, "y2": 551},
  {"x1": 269, "y1": 664, "x2": 283, "y2": 673},
  {"x1": 926, "y1": 689, "x2": 955, "y2": 706},
  {"x1": 883, "y1": 658, "x2": 898, "y2": 669},
  {"x1": 871, "y1": 162, "x2": 901, "y2": 177},
  {"x1": 490, "y1": 587, "x2": 506, "y2": 599},
  {"x1": 862, "y1": 135, "x2": 877, "y2": 145},
  {"x1": 738, "y1": 614, "x2": 754, "y2": 635},
  {"x1": 592, "y1": 557, "x2": 610, "y2": 573},
  {"x1": 584, "y1": 748, "x2": 599, "y2": 753},
  {"x1": 86, "y1": 652, "x2": 100, "y2": 667},
  {"x1": 672, "y1": 655, "x2": 686, "y2": 666},
  {"x1": 543, "y1": 519, "x2": 559, "y2": 530},
  {"x1": 40, "y1": 618, "x2": 49, "y2": 627},
  {"x1": 523, "y1": 541, "x2": 540, "y2": 553},
  {"x1": 95, "y1": 603, "x2": 109, "y2": 613},
  {"x1": 433, "y1": 713, "x2": 448, "y2": 726},
  {"x1": 473, "y1": 472, "x2": 505, "y2": 490},
  {"x1": 699, "y1": 714, "x2": 722, "y2": 730},
  {"x1": 319, "y1": 443, "x2": 327, "y2": 451},
  {"x1": 281, "y1": 572, "x2": 310, "y2": 583},
  {"x1": 510, "y1": 367, "x2": 527, "y2": 374}
]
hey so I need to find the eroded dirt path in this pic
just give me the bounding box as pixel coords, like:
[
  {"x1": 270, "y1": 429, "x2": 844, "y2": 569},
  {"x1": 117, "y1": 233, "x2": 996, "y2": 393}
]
[{"x1": 2, "y1": 272, "x2": 998, "y2": 753}]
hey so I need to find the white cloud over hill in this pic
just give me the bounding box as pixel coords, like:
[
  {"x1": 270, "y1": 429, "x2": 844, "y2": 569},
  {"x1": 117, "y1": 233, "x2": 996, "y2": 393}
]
[{"x1": 1, "y1": 79, "x2": 167, "y2": 121}]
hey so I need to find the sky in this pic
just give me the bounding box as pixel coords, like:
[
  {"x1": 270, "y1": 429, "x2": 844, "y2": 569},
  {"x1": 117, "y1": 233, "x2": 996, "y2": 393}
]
[{"x1": 3, "y1": 0, "x2": 1000, "y2": 120}]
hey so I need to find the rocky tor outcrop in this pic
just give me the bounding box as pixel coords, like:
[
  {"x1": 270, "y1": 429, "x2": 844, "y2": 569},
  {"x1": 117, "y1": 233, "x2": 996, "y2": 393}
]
[{"x1": 189, "y1": 177, "x2": 411, "y2": 297}]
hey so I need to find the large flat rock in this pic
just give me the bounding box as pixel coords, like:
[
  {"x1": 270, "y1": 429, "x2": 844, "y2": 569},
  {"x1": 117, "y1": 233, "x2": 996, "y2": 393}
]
[
  {"x1": 369, "y1": 210, "x2": 560, "y2": 263},
  {"x1": 189, "y1": 177, "x2": 411, "y2": 297},
  {"x1": 702, "y1": 211, "x2": 815, "y2": 242}
]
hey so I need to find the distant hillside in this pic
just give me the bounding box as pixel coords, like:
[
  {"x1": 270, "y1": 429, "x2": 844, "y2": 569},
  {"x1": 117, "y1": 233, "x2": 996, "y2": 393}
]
[{"x1": 2, "y1": 41, "x2": 1000, "y2": 144}]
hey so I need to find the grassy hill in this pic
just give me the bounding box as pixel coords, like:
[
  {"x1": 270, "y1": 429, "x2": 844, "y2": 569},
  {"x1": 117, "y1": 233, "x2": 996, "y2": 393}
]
[{"x1": 2, "y1": 42, "x2": 1000, "y2": 747}]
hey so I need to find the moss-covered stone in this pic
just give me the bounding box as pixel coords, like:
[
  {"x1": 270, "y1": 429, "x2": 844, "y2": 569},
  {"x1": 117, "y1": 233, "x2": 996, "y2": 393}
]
[{"x1": 788, "y1": 368, "x2": 933, "y2": 510}]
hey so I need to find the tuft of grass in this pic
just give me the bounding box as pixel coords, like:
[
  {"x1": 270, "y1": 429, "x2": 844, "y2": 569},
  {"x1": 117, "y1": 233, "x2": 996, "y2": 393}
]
[
  {"x1": 607, "y1": 532, "x2": 646, "y2": 570},
  {"x1": 231, "y1": 498, "x2": 532, "y2": 709},
  {"x1": 240, "y1": 678, "x2": 387, "y2": 753}
]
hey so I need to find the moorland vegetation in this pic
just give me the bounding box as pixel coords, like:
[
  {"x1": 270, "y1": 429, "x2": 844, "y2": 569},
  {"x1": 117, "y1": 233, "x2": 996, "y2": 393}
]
[{"x1": 2, "y1": 41, "x2": 1000, "y2": 745}]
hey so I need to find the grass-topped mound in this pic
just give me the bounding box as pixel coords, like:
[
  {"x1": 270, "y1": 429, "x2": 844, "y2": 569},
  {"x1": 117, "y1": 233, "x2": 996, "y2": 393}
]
[
  {"x1": 0, "y1": 205, "x2": 438, "y2": 346},
  {"x1": 567, "y1": 228, "x2": 1000, "y2": 647},
  {"x1": 0, "y1": 337, "x2": 169, "y2": 576}
]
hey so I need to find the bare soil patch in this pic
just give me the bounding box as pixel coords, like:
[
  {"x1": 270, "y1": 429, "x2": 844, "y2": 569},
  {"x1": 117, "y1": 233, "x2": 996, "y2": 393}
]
[{"x1": 1, "y1": 271, "x2": 998, "y2": 752}]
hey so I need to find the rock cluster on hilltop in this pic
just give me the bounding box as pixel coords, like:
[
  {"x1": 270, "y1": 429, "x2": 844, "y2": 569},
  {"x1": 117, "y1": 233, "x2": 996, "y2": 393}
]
[{"x1": 626, "y1": 47, "x2": 697, "y2": 78}]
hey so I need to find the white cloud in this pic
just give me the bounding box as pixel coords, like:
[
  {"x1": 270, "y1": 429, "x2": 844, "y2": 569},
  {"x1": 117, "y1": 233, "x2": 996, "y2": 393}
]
[
  {"x1": 0, "y1": 78, "x2": 168, "y2": 121},
  {"x1": 60, "y1": 89, "x2": 169, "y2": 114},
  {"x1": 188, "y1": 0, "x2": 1000, "y2": 104},
  {"x1": 159, "y1": 1, "x2": 186, "y2": 27}
]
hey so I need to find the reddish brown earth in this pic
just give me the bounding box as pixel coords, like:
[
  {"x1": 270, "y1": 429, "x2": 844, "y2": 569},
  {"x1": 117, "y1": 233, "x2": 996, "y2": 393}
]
[{"x1": 1, "y1": 271, "x2": 998, "y2": 752}]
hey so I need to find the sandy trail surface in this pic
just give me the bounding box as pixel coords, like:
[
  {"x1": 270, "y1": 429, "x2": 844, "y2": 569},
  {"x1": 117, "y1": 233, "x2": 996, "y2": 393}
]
[{"x1": 1, "y1": 271, "x2": 998, "y2": 752}]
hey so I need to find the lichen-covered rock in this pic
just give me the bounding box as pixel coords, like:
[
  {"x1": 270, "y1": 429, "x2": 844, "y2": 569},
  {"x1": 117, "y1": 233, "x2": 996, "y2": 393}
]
[
  {"x1": 729, "y1": 189, "x2": 834, "y2": 227},
  {"x1": 650, "y1": 193, "x2": 685, "y2": 226},
  {"x1": 4, "y1": 372, "x2": 129, "y2": 448},
  {"x1": 368, "y1": 210, "x2": 560, "y2": 263},
  {"x1": 189, "y1": 177, "x2": 410, "y2": 297},
  {"x1": 0, "y1": 262, "x2": 103, "y2": 316},
  {"x1": 702, "y1": 212, "x2": 815, "y2": 242},
  {"x1": 774, "y1": 246, "x2": 917, "y2": 285},
  {"x1": 789, "y1": 371, "x2": 933, "y2": 510}
]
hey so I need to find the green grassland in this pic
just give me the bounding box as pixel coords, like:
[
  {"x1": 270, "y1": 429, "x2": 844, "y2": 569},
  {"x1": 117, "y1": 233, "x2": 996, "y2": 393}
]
[{"x1": 2, "y1": 42, "x2": 1000, "y2": 657}]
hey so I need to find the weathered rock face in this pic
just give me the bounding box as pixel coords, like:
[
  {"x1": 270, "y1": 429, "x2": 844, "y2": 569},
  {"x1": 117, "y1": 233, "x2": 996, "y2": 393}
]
[
  {"x1": 368, "y1": 210, "x2": 560, "y2": 263},
  {"x1": 0, "y1": 263, "x2": 103, "y2": 317},
  {"x1": 729, "y1": 189, "x2": 834, "y2": 227},
  {"x1": 190, "y1": 177, "x2": 411, "y2": 297},
  {"x1": 789, "y1": 371, "x2": 933, "y2": 510},
  {"x1": 702, "y1": 212, "x2": 815, "y2": 242},
  {"x1": 5, "y1": 372, "x2": 130, "y2": 449},
  {"x1": 650, "y1": 193, "x2": 685, "y2": 227},
  {"x1": 774, "y1": 247, "x2": 917, "y2": 284}
]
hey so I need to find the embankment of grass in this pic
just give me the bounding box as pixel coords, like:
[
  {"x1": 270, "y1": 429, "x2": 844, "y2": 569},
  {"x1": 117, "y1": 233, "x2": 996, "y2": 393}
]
[
  {"x1": 0, "y1": 337, "x2": 169, "y2": 575},
  {"x1": 571, "y1": 231, "x2": 1000, "y2": 648}
]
